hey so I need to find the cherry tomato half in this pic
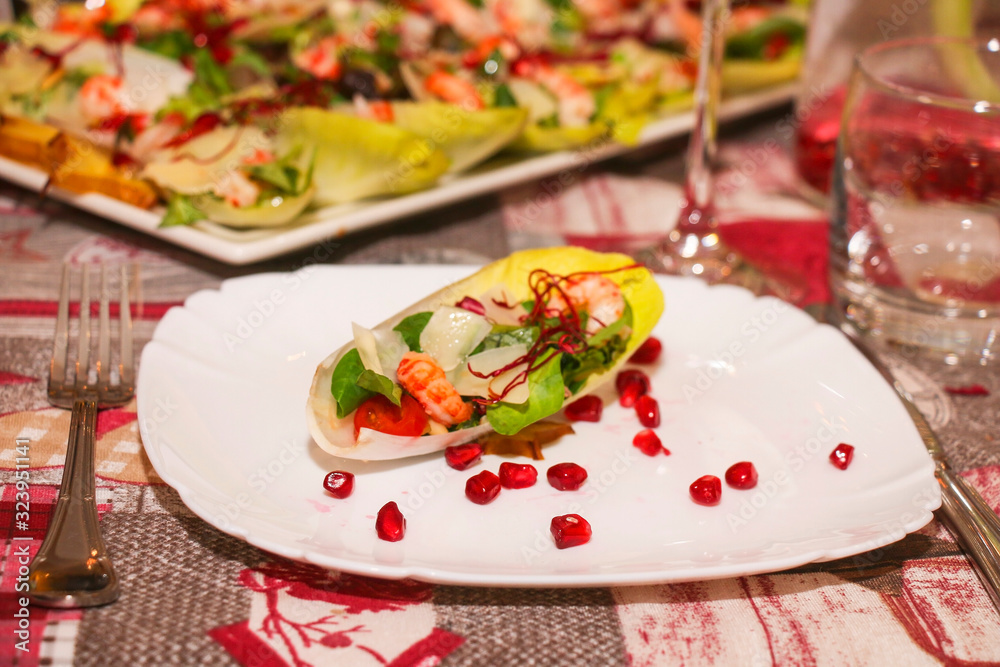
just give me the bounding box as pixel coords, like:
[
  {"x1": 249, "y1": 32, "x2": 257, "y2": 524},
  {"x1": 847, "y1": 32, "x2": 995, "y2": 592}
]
[{"x1": 353, "y1": 394, "x2": 429, "y2": 439}]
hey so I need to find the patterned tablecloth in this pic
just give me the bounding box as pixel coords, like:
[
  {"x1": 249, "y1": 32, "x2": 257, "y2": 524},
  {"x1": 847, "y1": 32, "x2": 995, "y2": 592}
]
[{"x1": 1, "y1": 133, "x2": 1000, "y2": 666}]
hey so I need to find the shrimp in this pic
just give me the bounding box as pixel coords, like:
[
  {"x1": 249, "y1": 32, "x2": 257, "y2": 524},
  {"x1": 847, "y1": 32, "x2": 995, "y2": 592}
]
[
  {"x1": 648, "y1": 0, "x2": 702, "y2": 53},
  {"x1": 293, "y1": 36, "x2": 344, "y2": 80},
  {"x1": 487, "y1": 0, "x2": 550, "y2": 51},
  {"x1": 242, "y1": 147, "x2": 276, "y2": 166},
  {"x1": 549, "y1": 274, "x2": 625, "y2": 335},
  {"x1": 132, "y1": 5, "x2": 185, "y2": 33},
  {"x1": 397, "y1": 12, "x2": 436, "y2": 57},
  {"x1": 353, "y1": 95, "x2": 395, "y2": 122},
  {"x1": 424, "y1": 0, "x2": 495, "y2": 43},
  {"x1": 516, "y1": 61, "x2": 594, "y2": 127},
  {"x1": 396, "y1": 352, "x2": 473, "y2": 426},
  {"x1": 126, "y1": 117, "x2": 183, "y2": 161},
  {"x1": 78, "y1": 74, "x2": 127, "y2": 122},
  {"x1": 424, "y1": 71, "x2": 485, "y2": 110},
  {"x1": 212, "y1": 170, "x2": 259, "y2": 208}
]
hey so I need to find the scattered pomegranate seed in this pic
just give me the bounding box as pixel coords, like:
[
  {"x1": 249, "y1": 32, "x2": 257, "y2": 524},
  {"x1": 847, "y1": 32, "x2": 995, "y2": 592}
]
[
  {"x1": 564, "y1": 395, "x2": 603, "y2": 422},
  {"x1": 499, "y1": 462, "x2": 537, "y2": 489},
  {"x1": 630, "y1": 336, "x2": 663, "y2": 364},
  {"x1": 322, "y1": 471, "x2": 355, "y2": 498},
  {"x1": 445, "y1": 442, "x2": 483, "y2": 470},
  {"x1": 635, "y1": 394, "x2": 660, "y2": 428},
  {"x1": 550, "y1": 514, "x2": 592, "y2": 549},
  {"x1": 944, "y1": 384, "x2": 990, "y2": 396},
  {"x1": 724, "y1": 462, "x2": 758, "y2": 490},
  {"x1": 829, "y1": 443, "x2": 855, "y2": 470},
  {"x1": 689, "y1": 475, "x2": 722, "y2": 506},
  {"x1": 375, "y1": 501, "x2": 406, "y2": 541},
  {"x1": 465, "y1": 470, "x2": 502, "y2": 504},
  {"x1": 632, "y1": 429, "x2": 663, "y2": 456},
  {"x1": 616, "y1": 370, "x2": 650, "y2": 408},
  {"x1": 547, "y1": 462, "x2": 588, "y2": 491}
]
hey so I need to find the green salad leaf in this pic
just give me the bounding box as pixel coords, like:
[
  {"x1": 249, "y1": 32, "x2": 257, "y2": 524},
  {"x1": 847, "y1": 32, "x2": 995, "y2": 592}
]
[
  {"x1": 393, "y1": 312, "x2": 433, "y2": 352},
  {"x1": 159, "y1": 195, "x2": 203, "y2": 227},
  {"x1": 725, "y1": 16, "x2": 806, "y2": 60},
  {"x1": 277, "y1": 108, "x2": 450, "y2": 205},
  {"x1": 474, "y1": 326, "x2": 538, "y2": 355},
  {"x1": 246, "y1": 147, "x2": 311, "y2": 195},
  {"x1": 561, "y1": 303, "x2": 632, "y2": 393},
  {"x1": 588, "y1": 302, "x2": 632, "y2": 348},
  {"x1": 357, "y1": 369, "x2": 402, "y2": 406},
  {"x1": 330, "y1": 349, "x2": 375, "y2": 418},
  {"x1": 391, "y1": 102, "x2": 528, "y2": 173},
  {"x1": 486, "y1": 353, "x2": 565, "y2": 436}
]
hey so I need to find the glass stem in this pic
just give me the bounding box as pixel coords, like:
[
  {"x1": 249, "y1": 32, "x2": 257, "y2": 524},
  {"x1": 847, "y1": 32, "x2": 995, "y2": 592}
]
[{"x1": 678, "y1": 0, "x2": 730, "y2": 237}]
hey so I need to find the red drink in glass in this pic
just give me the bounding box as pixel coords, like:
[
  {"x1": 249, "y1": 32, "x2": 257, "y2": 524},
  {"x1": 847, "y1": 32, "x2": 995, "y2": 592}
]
[
  {"x1": 831, "y1": 38, "x2": 1000, "y2": 361},
  {"x1": 794, "y1": 85, "x2": 847, "y2": 197}
]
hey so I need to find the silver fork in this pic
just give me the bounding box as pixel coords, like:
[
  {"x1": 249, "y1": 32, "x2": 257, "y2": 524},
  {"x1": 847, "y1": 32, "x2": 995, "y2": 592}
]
[{"x1": 28, "y1": 263, "x2": 135, "y2": 608}]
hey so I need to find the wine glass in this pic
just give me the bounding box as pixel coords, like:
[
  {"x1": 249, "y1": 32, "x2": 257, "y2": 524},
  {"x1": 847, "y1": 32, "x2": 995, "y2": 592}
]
[{"x1": 639, "y1": 0, "x2": 803, "y2": 303}]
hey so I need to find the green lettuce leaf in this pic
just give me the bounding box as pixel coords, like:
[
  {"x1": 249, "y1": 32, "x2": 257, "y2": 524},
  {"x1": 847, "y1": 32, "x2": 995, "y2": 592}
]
[
  {"x1": 189, "y1": 187, "x2": 315, "y2": 228},
  {"x1": 391, "y1": 102, "x2": 528, "y2": 173},
  {"x1": 357, "y1": 369, "x2": 402, "y2": 406},
  {"x1": 474, "y1": 326, "x2": 538, "y2": 354},
  {"x1": 393, "y1": 312, "x2": 433, "y2": 352},
  {"x1": 330, "y1": 348, "x2": 375, "y2": 418},
  {"x1": 276, "y1": 108, "x2": 450, "y2": 205},
  {"x1": 159, "y1": 194, "x2": 203, "y2": 228},
  {"x1": 725, "y1": 16, "x2": 806, "y2": 60},
  {"x1": 486, "y1": 353, "x2": 565, "y2": 436}
]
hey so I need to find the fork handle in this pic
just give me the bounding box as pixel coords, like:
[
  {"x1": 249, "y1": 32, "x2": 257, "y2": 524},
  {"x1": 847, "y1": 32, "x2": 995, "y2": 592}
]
[{"x1": 29, "y1": 399, "x2": 120, "y2": 608}]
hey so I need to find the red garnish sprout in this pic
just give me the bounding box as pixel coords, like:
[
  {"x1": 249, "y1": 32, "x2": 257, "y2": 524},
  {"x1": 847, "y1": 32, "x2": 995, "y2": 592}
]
[{"x1": 466, "y1": 265, "x2": 641, "y2": 406}]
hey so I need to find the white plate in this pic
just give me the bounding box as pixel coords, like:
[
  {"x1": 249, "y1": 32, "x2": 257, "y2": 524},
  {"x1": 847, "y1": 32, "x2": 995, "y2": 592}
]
[
  {"x1": 1, "y1": 84, "x2": 796, "y2": 265},
  {"x1": 137, "y1": 266, "x2": 940, "y2": 587}
]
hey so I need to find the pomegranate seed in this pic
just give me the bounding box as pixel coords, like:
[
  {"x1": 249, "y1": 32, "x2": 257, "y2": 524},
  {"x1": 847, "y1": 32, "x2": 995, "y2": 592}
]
[
  {"x1": 630, "y1": 336, "x2": 663, "y2": 364},
  {"x1": 550, "y1": 514, "x2": 592, "y2": 549},
  {"x1": 465, "y1": 470, "x2": 502, "y2": 504},
  {"x1": 689, "y1": 475, "x2": 722, "y2": 506},
  {"x1": 499, "y1": 462, "x2": 537, "y2": 489},
  {"x1": 322, "y1": 471, "x2": 355, "y2": 498},
  {"x1": 445, "y1": 442, "x2": 483, "y2": 471},
  {"x1": 724, "y1": 462, "x2": 758, "y2": 490},
  {"x1": 615, "y1": 370, "x2": 650, "y2": 408},
  {"x1": 632, "y1": 429, "x2": 663, "y2": 456},
  {"x1": 547, "y1": 462, "x2": 588, "y2": 491},
  {"x1": 618, "y1": 383, "x2": 641, "y2": 408},
  {"x1": 830, "y1": 443, "x2": 855, "y2": 470},
  {"x1": 635, "y1": 395, "x2": 660, "y2": 428},
  {"x1": 944, "y1": 384, "x2": 990, "y2": 396},
  {"x1": 564, "y1": 395, "x2": 603, "y2": 422},
  {"x1": 375, "y1": 501, "x2": 406, "y2": 541}
]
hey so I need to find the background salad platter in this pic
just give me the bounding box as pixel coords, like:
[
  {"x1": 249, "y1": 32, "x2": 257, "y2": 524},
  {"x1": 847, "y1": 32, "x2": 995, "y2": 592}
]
[
  {"x1": 0, "y1": 82, "x2": 796, "y2": 264},
  {"x1": 138, "y1": 266, "x2": 940, "y2": 586}
]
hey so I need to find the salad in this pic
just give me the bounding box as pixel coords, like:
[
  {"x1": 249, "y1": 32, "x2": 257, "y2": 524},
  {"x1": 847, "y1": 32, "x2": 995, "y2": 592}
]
[
  {"x1": 0, "y1": 0, "x2": 806, "y2": 229},
  {"x1": 306, "y1": 247, "x2": 664, "y2": 460}
]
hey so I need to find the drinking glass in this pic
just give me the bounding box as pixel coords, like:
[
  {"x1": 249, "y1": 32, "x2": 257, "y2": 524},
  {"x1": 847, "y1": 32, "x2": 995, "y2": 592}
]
[
  {"x1": 794, "y1": 1, "x2": 1000, "y2": 205},
  {"x1": 831, "y1": 36, "x2": 1000, "y2": 363}
]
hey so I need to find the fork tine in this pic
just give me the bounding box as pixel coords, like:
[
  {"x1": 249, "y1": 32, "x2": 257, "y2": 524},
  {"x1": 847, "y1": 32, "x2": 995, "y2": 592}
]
[
  {"x1": 96, "y1": 264, "x2": 110, "y2": 388},
  {"x1": 49, "y1": 264, "x2": 70, "y2": 390},
  {"x1": 119, "y1": 265, "x2": 134, "y2": 388},
  {"x1": 76, "y1": 266, "x2": 91, "y2": 387}
]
